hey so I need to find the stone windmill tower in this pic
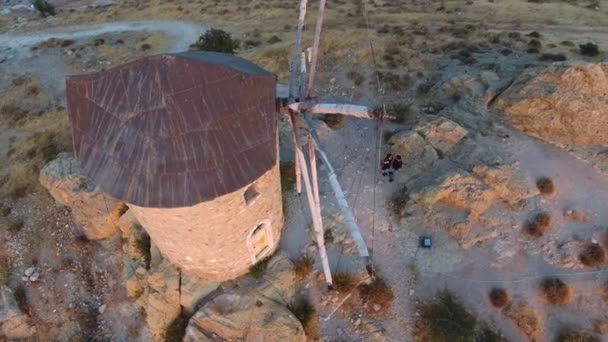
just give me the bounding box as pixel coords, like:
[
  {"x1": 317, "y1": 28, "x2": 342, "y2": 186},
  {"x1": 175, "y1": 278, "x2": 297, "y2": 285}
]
[{"x1": 66, "y1": 51, "x2": 283, "y2": 281}]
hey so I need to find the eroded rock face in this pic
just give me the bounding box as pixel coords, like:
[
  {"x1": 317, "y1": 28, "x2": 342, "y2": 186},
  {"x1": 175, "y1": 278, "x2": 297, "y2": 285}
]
[
  {"x1": 185, "y1": 292, "x2": 306, "y2": 342},
  {"x1": 498, "y1": 63, "x2": 608, "y2": 147},
  {"x1": 39, "y1": 153, "x2": 122, "y2": 240},
  {"x1": 0, "y1": 286, "x2": 33, "y2": 339},
  {"x1": 388, "y1": 117, "x2": 467, "y2": 178}
]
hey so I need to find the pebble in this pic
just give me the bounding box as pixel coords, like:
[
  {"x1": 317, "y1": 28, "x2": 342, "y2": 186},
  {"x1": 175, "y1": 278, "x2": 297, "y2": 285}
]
[
  {"x1": 354, "y1": 318, "x2": 361, "y2": 327},
  {"x1": 409, "y1": 289, "x2": 415, "y2": 296},
  {"x1": 24, "y1": 267, "x2": 35, "y2": 277},
  {"x1": 373, "y1": 304, "x2": 382, "y2": 312},
  {"x1": 98, "y1": 304, "x2": 106, "y2": 314},
  {"x1": 337, "y1": 328, "x2": 343, "y2": 335}
]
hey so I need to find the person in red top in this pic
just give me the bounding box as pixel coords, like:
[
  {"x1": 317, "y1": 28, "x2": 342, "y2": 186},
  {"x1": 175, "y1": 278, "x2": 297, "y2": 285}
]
[
  {"x1": 381, "y1": 153, "x2": 393, "y2": 177},
  {"x1": 389, "y1": 155, "x2": 402, "y2": 183}
]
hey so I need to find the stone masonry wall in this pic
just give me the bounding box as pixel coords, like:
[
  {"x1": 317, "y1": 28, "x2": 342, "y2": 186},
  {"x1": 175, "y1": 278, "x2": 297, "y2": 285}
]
[{"x1": 128, "y1": 159, "x2": 284, "y2": 281}]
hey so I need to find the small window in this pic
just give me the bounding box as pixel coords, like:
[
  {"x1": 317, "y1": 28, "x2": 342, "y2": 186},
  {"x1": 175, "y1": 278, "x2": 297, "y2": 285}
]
[{"x1": 244, "y1": 184, "x2": 261, "y2": 206}]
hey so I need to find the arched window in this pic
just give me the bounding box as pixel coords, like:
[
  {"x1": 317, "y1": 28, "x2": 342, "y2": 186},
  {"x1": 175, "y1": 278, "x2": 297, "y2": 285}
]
[{"x1": 248, "y1": 220, "x2": 272, "y2": 262}]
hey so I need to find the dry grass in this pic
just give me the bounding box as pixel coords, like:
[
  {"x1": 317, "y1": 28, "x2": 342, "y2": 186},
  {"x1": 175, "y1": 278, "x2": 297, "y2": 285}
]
[
  {"x1": 414, "y1": 290, "x2": 477, "y2": 342},
  {"x1": 321, "y1": 114, "x2": 346, "y2": 130},
  {"x1": 489, "y1": 288, "x2": 510, "y2": 309},
  {"x1": 541, "y1": 277, "x2": 572, "y2": 305},
  {"x1": 287, "y1": 297, "x2": 318, "y2": 338},
  {"x1": 293, "y1": 255, "x2": 315, "y2": 279},
  {"x1": 505, "y1": 302, "x2": 542, "y2": 340},
  {"x1": 358, "y1": 277, "x2": 394, "y2": 308},
  {"x1": 578, "y1": 243, "x2": 605, "y2": 267},
  {"x1": 333, "y1": 272, "x2": 355, "y2": 292},
  {"x1": 536, "y1": 177, "x2": 555, "y2": 195},
  {"x1": 0, "y1": 75, "x2": 51, "y2": 128},
  {"x1": 558, "y1": 330, "x2": 600, "y2": 342},
  {"x1": 524, "y1": 212, "x2": 551, "y2": 238}
]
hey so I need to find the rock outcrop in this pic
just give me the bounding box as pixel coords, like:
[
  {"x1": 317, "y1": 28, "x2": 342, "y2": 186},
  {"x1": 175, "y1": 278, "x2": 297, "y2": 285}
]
[
  {"x1": 39, "y1": 153, "x2": 122, "y2": 240},
  {"x1": 184, "y1": 292, "x2": 306, "y2": 342},
  {"x1": 388, "y1": 117, "x2": 468, "y2": 178},
  {"x1": 184, "y1": 252, "x2": 304, "y2": 341},
  {"x1": 0, "y1": 286, "x2": 33, "y2": 339},
  {"x1": 498, "y1": 63, "x2": 608, "y2": 147}
]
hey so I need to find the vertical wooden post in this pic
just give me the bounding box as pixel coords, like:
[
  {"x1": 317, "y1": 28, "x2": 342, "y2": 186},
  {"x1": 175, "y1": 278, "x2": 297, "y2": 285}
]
[
  {"x1": 306, "y1": 0, "x2": 328, "y2": 97},
  {"x1": 308, "y1": 134, "x2": 320, "y2": 207},
  {"x1": 289, "y1": 113, "x2": 302, "y2": 194},
  {"x1": 295, "y1": 128, "x2": 332, "y2": 286},
  {"x1": 288, "y1": 0, "x2": 309, "y2": 103}
]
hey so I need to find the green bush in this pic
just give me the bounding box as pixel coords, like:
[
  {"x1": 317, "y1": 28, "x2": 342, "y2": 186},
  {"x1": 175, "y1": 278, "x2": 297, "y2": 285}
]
[
  {"x1": 293, "y1": 255, "x2": 314, "y2": 279},
  {"x1": 415, "y1": 290, "x2": 477, "y2": 341},
  {"x1": 191, "y1": 29, "x2": 240, "y2": 54},
  {"x1": 249, "y1": 254, "x2": 273, "y2": 279},
  {"x1": 287, "y1": 297, "x2": 316, "y2": 329},
  {"x1": 32, "y1": 0, "x2": 56, "y2": 17}
]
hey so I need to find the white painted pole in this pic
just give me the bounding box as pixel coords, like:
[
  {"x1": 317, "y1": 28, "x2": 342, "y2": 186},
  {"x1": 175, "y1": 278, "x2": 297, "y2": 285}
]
[{"x1": 308, "y1": 135, "x2": 321, "y2": 208}]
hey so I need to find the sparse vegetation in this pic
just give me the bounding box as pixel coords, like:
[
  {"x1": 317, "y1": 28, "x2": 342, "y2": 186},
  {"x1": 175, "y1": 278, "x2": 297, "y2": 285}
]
[
  {"x1": 321, "y1": 114, "x2": 346, "y2": 130},
  {"x1": 133, "y1": 234, "x2": 151, "y2": 270},
  {"x1": 390, "y1": 102, "x2": 415, "y2": 124},
  {"x1": 541, "y1": 277, "x2": 572, "y2": 305},
  {"x1": 388, "y1": 185, "x2": 409, "y2": 220},
  {"x1": 359, "y1": 277, "x2": 394, "y2": 308},
  {"x1": 191, "y1": 28, "x2": 240, "y2": 54},
  {"x1": 579, "y1": 243, "x2": 605, "y2": 267},
  {"x1": 287, "y1": 297, "x2": 316, "y2": 330},
  {"x1": 333, "y1": 272, "x2": 354, "y2": 291},
  {"x1": 561, "y1": 40, "x2": 575, "y2": 47},
  {"x1": 536, "y1": 177, "x2": 555, "y2": 195},
  {"x1": 279, "y1": 161, "x2": 296, "y2": 213},
  {"x1": 528, "y1": 39, "x2": 542, "y2": 49},
  {"x1": 415, "y1": 290, "x2": 477, "y2": 342},
  {"x1": 524, "y1": 212, "x2": 551, "y2": 237},
  {"x1": 267, "y1": 35, "x2": 282, "y2": 44},
  {"x1": 13, "y1": 285, "x2": 29, "y2": 314},
  {"x1": 539, "y1": 53, "x2": 566, "y2": 61},
  {"x1": 505, "y1": 303, "x2": 541, "y2": 340},
  {"x1": 249, "y1": 254, "x2": 273, "y2": 279},
  {"x1": 164, "y1": 316, "x2": 189, "y2": 342},
  {"x1": 558, "y1": 330, "x2": 600, "y2": 342},
  {"x1": 579, "y1": 43, "x2": 599, "y2": 57},
  {"x1": 293, "y1": 255, "x2": 314, "y2": 279},
  {"x1": 489, "y1": 288, "x2": 509, "y2": 308},
  {"x1": 32, "y1": 0, "x2": 56, "y2": 17},
  {"x1": 346, "y1": 71, "x2": 365, "y2": 86}
]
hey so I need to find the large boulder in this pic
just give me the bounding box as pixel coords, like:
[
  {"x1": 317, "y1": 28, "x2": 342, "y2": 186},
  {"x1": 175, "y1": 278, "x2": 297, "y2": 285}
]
[
  {"x1": 184, "y1": 292, "x2": 306, "y2": 342},
  {"x1": 498, "y1": 63, "x2": 608, "y2": 147},
  {"x1": 139, "y1": 260, "x2": 181, "y2": 341},
  {"x1": 388, "y1": 131, "x2": 439, "y2": 178},
  {"x1": 256, "y1": 251, "x2": 298, "y2": 304},
  {"x1": 472, "y1": 165, "x2": 538, "y2": 205},
  {"x1": 0, "y1": 286, "x2": 33, "y2": 339},
  {"x1": 415, "y1": 117, "x2": 468, "y2": 155},
  {"x1": 180, "y1": 273, "x2": 220, "y2": 315},
  {"x1": 39, "y1": 152, "x2": 122, "y2": 240}
]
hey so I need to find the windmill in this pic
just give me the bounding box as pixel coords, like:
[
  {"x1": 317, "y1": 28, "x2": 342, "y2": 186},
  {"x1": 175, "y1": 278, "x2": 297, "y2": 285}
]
[{"x1": 283, "y1": 0, "x2": 393, "y2": 287}]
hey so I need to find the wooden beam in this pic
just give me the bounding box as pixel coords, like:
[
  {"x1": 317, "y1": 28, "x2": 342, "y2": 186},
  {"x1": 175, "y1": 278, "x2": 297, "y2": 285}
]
[
  {"x1": 295, "y1": 135, "x2": 333, "y2": 286},
  {"x1": 289, "y1": 112, "x2": 302, "y2": 194},
  {"x1": 308, "y1": 134, "x2": 320, "y2": 207},
  {"x1": 288, "y1": 0, "x2": 309, "y2": 103},
  {"x1": 306, "y1": 0, "x2": 328, "y2": 97}
]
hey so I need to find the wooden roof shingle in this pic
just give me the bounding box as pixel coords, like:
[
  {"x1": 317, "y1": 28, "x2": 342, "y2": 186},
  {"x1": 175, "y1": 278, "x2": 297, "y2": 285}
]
[{"x1": 66, "y1": 52, "x2": 277, "y2": 208}]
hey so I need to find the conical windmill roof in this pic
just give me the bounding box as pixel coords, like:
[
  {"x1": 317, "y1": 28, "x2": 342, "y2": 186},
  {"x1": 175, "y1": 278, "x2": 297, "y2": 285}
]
[{"x1": 66, "y1": 51, "x2": 277, "y2": 208}]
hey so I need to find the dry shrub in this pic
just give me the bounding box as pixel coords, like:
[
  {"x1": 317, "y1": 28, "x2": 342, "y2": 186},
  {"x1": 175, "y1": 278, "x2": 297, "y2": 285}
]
[
  {"x1": 524, "y1": 212, "x2": 551, "y2": 238},
  {"x1": 287, "y1": 297, "x2": 317, "y2": 337},
  {"x1": 505, "y1": 303, "x2": 541, "y2": 339},
  {"x1": 578, "y1": 243, "x2": 605, "y2": 267},
  {"x1": 558, "y1": 330, "x2": 600, "y2": 342},
  {"x1": 415, "y1": 290, "x2": 476, "y2": 342},
  {"x1": 489, "y1": 288, "x2": 509, "y2": 309},
  {"x1": 249, "y1": 254, "x2": 272, "y2": 279},
  {"x1": 388, "y1": 185, "x2": 409, "y2": 221},
  {"x1": 333, "y1": 272, "x2": 354, "y2": 292},
  {"x1": 359, "y1": 277, "x2": 394, "y2": 308},
  {"x1": 293, "y1": 255, "x2": 314, "y2": 279},
  {"x1": 536, "y1": 177, "x2": 555, "y2": 195},
  {"x1": 541, "y1": 278, "x2": 572, "y2": 305},
  {"x1": 321, "y1": 114, "x2": 346, "y2": 130}
]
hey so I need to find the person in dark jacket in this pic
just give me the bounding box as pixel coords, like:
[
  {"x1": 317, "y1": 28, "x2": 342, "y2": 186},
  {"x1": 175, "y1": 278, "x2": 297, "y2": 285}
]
[
  {"x1": 389, "y1": 155, "x2": 403, "y2": 182},
  {"x1": 381, "y1": 153, "x2": 393, "y2": 177}
]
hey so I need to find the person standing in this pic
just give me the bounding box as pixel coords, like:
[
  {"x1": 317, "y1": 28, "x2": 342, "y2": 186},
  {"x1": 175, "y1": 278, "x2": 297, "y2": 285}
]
[
  {"x1": 389, "y1": 155, "x2": 402, "y2": 183},
  {"x1": 381, "y1": 153, "x2": 393, "y2": 177}
]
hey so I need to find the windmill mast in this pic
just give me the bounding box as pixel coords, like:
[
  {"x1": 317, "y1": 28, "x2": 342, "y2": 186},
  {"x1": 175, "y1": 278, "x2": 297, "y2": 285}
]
[{"x1": 287, "y1": 0, "x2": 377, "y2": 279}]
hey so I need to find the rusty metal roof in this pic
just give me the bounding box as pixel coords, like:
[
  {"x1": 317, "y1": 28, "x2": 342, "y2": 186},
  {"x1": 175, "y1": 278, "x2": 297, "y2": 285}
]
[{"x1": 66, "y1": 52, "x2": 277, "y2": 208}]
